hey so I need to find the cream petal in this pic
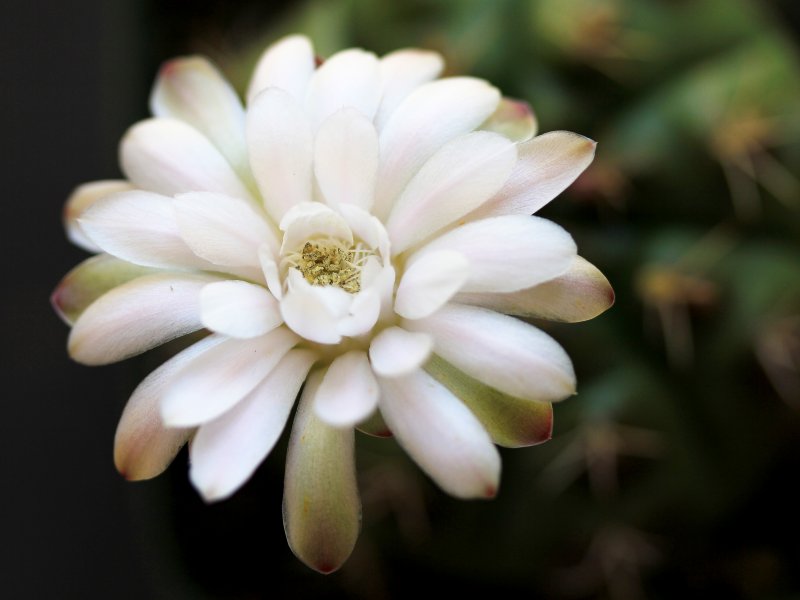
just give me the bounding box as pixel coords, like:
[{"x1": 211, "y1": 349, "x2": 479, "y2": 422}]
[
  {"x1": 64, "y1": 180, "x2": 134, "y2": 252},
  {"x1": 114, "y1": 335, "x2": 224, "y2": 481},
  {"x1": 386, "y1": 131, "x2": 517, "y2": 254},
  {"x1": 120, "y1": 118, "x2": 252, "y2": 200},
  {"x1": 479, "y1": 97, "x2": 538, "y2": 142},
  {"x1": 247, "y1": 34, "x2": 315, "y2": 103},
  {"x1": 258, "y1": 245, "x2": 283, "y2": 300},
  {"x1": 372, "y1": 77, "x2": 501, "y2": 220},
  {"x1": 284, "y1": 371, "x2": 360, "y2": 574},
  {"x1": 150, "y1": 56, "x2": 249, "y2": 178},
  {"x1": 336, "y1": 287, "x2": 381, "y2": 338},
  {"x1": 280, "y1": 271, "x2": 351, "y2": 344},
  {"x1": 314, "y1": 351, "x2": 379, "y2": 427},
  {"x1": 305, "y1": 48, "x2": 381, "y2": 128},
  {"x1": 189, "y1": 349, "x2": 316, "y2": 501},
  {"x1": 406, "y1": 303, "x2": 576, "y2": 402},
  {"x1": 337, "y1": 203, "x2": 384, "y2": 251},
  {"x1": 161, "y1": 327, "x2": 299, "y2": 427},
  {"x1": 456, "y1": 255, "x2": 615, "y2": 322},
  {"x1": 279, "y1": 202, "x2": 353, "y2": 254},
  {"x1": 247, "y1": 88, "x2": 314, "y2": 223},
  {"x1": 394, "y1": 250, "x2": 469, "y2": 319},
  {"x1": 378, "y1": 369, "x2": 500, "y2": 499},
  {"x1": 68, "y1": 273, "x2": 218, "y2": 365},
  {"x1": 375, "y1": 49, "x2": 445, "y2": 130},
  {"x1": 200, "y1": 280, "x2": 282, "y2": 338},
  {"x1": 470, "y1": 131, "x2": 596, "y2": 219},
  {"x1": 369, "y1": 326, "x2": 433, "y2": 377},
  {"x1": 409, "y1": 215, "x2": 576, "y2": 293},
  {"x1": 314, "y1": 108, "x2": 379, "y2": 211}
]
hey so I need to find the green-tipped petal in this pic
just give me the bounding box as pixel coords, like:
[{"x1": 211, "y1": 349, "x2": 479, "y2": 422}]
[
  {"x1": 283, "y1": 371, "x2": 360, "y2": 574},
  {"x1": 480, "y1": 97, "x2": 538, "y2": 142},
  {"x1": 426, "y1": 355, "x2": 552, "y2": 448}
]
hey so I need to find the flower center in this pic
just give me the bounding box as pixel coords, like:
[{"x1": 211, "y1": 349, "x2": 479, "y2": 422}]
[{"x1": 287, "y1": 241, "x2": 370, "y2": 293}]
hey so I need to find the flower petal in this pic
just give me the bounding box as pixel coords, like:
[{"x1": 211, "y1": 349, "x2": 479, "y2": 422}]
[
  {"x1": 114, "y1": 336, "x2": 224, "y2": 481},
  {"x1": 280, "y1": 271, "x2": 351, "y2": 345},
  {"x1": 394, "y1": 250, "x2": 469, "y2": 319},
  {"x1": 247, "y1": 88, "x2": 314, "y2": 223},
  {"x1": 314, "y1": 108, "x2": 379, "y2": 211},
  {"x1": 68, "y1": 273, "x2": 218, "y2": 365},
  {"x1": 375, "y1": 49, "x2": 444, "y2": 130},
  {"x1": 189, "y1": 349, "x2": 317, "y2": 501},
  {"x1": 456, "y1": 255, "x2": 615, "y2": 322},
  {"x1": 314, "y1": 351, "x2": 379, "y2": 427},
  {"x1": 356, "y1": 409, "x2": 393, "y2": 438},
  {"x1": 200, "y1": 280, "x2": 281, "y2": 338},
  {"x1": 51, "y1": 254, "x2": 156, "y2": 325},
  {"x1": 470, "y1": 131, "x2": 596, "y2": 219},
  {"x1": 284, "y1": 371, "x2": 360, "y2": 574},
  {"x1": 369, "y1": 326, "x2": 433, "y2": 377},
  {"x1": 120, "y1": 118, "x2": 252, "y2": 200},
  {"x1": 279, "y1": 201, "x2": 353, "y2": 254},
  {"x1": 378, "y1": 369, "x2": 500, "y2": 499},
  {"x1": 247, "y1": 34, "x2": 315, "y2": 103},
  {"x1": 161, "y1": 327, "x2": 299, "y2": 427},
  {"x1": 386, "y1": 131, "x2": 517, "y2": 254},
  {"x1": 405, "y1": 303, "x2": 576, "y2": 402},
  {"x1": 305, "y1": 48, "x2": 381, "y2": 128},
  {"x1": 372, "y1": 77, "x2": 501, "y2": 219},
  {"x1": 150, "y1": 56, "x2": 249, "y2": 179},
  {"x1": 479, "y1": 97, "x2": 538, "y2": 142},
  {"x1": 259, "y1": 244, "x2": 283, "y2": 300},
  {"x1": 425, "y1": 354, "x2": 553, "y2": 448},
  {"x1": 64, "y1": 180, "x2": 134, "y2": 252},
  {"x1": 409, "y1": 215, "x2": 576, "y2": 293}
]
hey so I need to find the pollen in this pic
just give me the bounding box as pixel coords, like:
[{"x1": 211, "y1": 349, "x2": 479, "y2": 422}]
[{"x1": 294, "y1": 241, "x2": 364, "y2": 293}]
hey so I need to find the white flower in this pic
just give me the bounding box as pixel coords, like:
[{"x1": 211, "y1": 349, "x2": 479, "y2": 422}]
[{"x1": 52, "y1": 34, "x2": 613, "y2": 573}]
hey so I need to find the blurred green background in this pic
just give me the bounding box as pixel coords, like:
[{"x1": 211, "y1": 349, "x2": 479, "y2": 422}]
[{"x1": 4, "y1": 0, "x2": 800, "y2": 598}]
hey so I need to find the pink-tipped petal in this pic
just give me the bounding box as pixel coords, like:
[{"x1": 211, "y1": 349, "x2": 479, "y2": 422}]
[{"x1": 480, "y1": 97, "x2": 538, "y2": 142}]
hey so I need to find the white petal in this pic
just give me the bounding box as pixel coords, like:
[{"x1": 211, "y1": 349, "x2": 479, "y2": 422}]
[
  {"x1": 161, "y1": 327, "x2": 299, "y2": 427},
  {"x1": 279, "y1": 202, "x2": 352, "y2": 255},
  {"x1": 114, "y1": 336, "x2": 224, "y2": 481},
  {"x1": 64, "y1": 180, "x2": 134, "y2": 252},
  {"x1": 200, "y1": 280, "x2": 281, "y2": 338},
  {"x1": 479, "y1": 97, "x2": 538, "y2": 142},
  {"x1": 394, "y1": 250, "x2": 469, "y2": 319},
  {"x1": 247, "y1": 34, "x2": 315, "y2": 103},
  {"x1": 68, "y1": 273, "x2": 218, "y2": 365},
  {"x1": 305, "y1": 48, "x2": 381, "y2": 128},
  {"x1": 280, "y1": 271, "x2": 351, "y2": 344},
  {"x1": 386, "y1": 132, "x2": 517, "y2": 254},
  {"x1": 150, "y1": 56, "x2": 248, "y2": 177},
  {"x1": 409, "y1": 215, "x2": 576, "y2": 293},
  {"x1": 314, "y1": 108, "x2": 379, "y2": 211},
  {"x1": 372, "y1": 77, "x2": 501, "y2": 219},
  {"x1": 406, "y1": 304, "x2": 576, "y2": 402},
  {"x1": 174, "y1": 191, "x2": 278, "y2": 267},
  {"x1": 120, "y1": 118, "x2": 252, "y2": 200},
  {"x1": 314, "y1": 351, "x2": 379, "y2": 427},
  {"x1": 378, "y1": 369, "x2": 500, "y2": 499},
  {"x1": 369, "y1": 327, "x2": 433, "y2": 377},
  {"x1": 259, "y1": 244, "x2": 283, "y2": 300},
  {"x1": 337, "y1": 204, "x2": 385, "y2": 251},
  {"x1": 375, "y1": 49, "x2": 444, "y2": 130},
  {"x1": 246, "y1": 88, "x2": 314, "y2": 223},
  {"x1": 470, "y1": 131, "x2": 596, "y2": 219},
  {"x1": 189, "y1": 349, "x2": 316, "y2": 501}
]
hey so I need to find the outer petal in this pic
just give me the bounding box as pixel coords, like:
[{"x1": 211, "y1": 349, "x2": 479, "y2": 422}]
[
  {"x1": 386, "y1": 131, "x2": 517, "y2": 254},
  {"x1": 314, "y1": 108, "x2": 379, "y2": 211},
  {"x1": 150, "y1": 56, "x2": 248, "y2": 178},
  {"x1": 369, "y1": 326, "x2": 433, "y2": 377},
  {"x1": 314, "y1": 351, "x2": 379, "y2": 427},
  {"x1": 405, "y1": 303, "x2": 576, "y2": 402},
  {"x1": 68, "y1": 273, "x2": 218, "y2": 365},
  {"x1": 425, "y1": 354, "x2": 553, "y2": 448},
  {"x1": 189, "y1": 350, "x2": 317, "y2": 501},
  {"x1": 247, "y1": 88, "x2": 314, "y2": 223},
  {"x1": 284, "y1": 371, "x2": 360, "y2": 574},
  {"x1": 378, "y1": 369, "x2": 500, "y2": 499},
  {"x1": 247, "y1": 34, "x2": 315, "y2": 103},
  {"x1": 408, "y1": 215, "x2": 576, "y2": 293},
  {"x1": 114, "y1": 335, "x2": 224, "y2": 481},
  {"x1": 375, "y1": 49, "x2": 444, "y2": 129},
  {"x1": 470, "y1": 131, "x2": 596, "y2": 219},
  {"x1": 456, "y1": 255, "x2": 615, "y2": 322},
  {"x1": 161, "y1": 327, "x2": 299, "y2": 427},
  {"x1": 373, "y1": 77, "x2": 501, "y2": 219},
  {"x1": 479, "y1": 97, "x2": 538, "y2": 142},
  {"x1": 120, "y1": 118, "x2": 252, "y2": 200},
  {"x1": 51, "y1": 254, "x2": 155, "y2": 325},
  {"x1": 200, "y1": 280, "x2": 282, "y2": 338},
  {"x1": 394, "y1": 250, "x2": 469, "y2": 319},
  {"x1": 64, "y1": 180, "x2": 134, "y2": 252}
]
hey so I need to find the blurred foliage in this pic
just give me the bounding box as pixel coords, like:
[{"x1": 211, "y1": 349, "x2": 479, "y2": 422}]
[{"x1": 147, "y1": 0, "x2": 800, "y2": 598}]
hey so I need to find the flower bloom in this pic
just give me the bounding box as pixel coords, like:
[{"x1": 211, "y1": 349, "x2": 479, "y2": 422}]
[{"x1": 52, "y1": 35, "x2": 613, "y2": 572}]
